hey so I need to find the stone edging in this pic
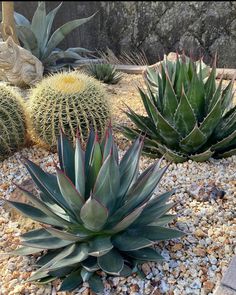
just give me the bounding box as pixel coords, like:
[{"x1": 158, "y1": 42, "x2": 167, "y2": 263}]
[
  {"x1": 111, "y1": 65, "x2": 236, "y2": 80},
  {"x1": 213, "y1": 256, "x2": 236, "y2": 295}
]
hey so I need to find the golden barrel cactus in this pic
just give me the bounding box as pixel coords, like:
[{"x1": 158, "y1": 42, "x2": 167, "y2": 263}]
[
  {"x1": 0, "y1": 84, "x2": 26, "y2": 160},
  {"x1": 28, "y1": 72, "x2": 111, "y2": 149}
]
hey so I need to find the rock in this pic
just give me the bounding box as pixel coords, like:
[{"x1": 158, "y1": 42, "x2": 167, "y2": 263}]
[
  {"x1": 194, "y1": 229, "x2": 207, "y2": 238},
  {"x1": 141, "y1": 263, "x2": 151, "y2": 275},
  {"x1": 171, "y1": 243, "x2": 183, "y2": 252},
  {"x1": 189, "y1": 181, "x2": 226, "y2": 202},
  {"x1": 193, "y1": 247, "x2": 206, "y2": 257},
  {"x1": 0, "y1": 37, "x2": 43, "y2": 87}
]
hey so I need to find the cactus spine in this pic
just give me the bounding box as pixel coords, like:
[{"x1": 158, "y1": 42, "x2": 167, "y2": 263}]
[
  {"x1": 0, "y1": 84, "x2": 26, "y2": 160},
  {"x1": 28, "y1": 71, "x2": 111, "y2": 149}
]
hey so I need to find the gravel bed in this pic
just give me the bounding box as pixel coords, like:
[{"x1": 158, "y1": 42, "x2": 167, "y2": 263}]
[
  {"x1": 0, "y1": 73, "x2": 236, "y2": 294},
  {"x1": 0, "y1": 146, "x2": 235, "y2": 295}
]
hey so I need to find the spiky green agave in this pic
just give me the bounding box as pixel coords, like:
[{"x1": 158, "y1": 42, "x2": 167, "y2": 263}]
[
  {"x1": 86, "y1": 63, "x2": 123, "y2": 84},
  {"x1": 14, "y1": 1, "x2": 96, "y2": 71},
  {"x1": 6, "y1": 126, "x2": 184, "y2": 293},
  {"x1": 122, "y1": 55, "x2": 236, "y2": 162},
  {"x1": 144, "y1": 53, "x2": 210, "y2": 93}
]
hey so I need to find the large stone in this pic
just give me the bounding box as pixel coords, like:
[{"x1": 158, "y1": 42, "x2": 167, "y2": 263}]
[{"x1": 0, "y1": 36, "x2": 43, "y2": 87}]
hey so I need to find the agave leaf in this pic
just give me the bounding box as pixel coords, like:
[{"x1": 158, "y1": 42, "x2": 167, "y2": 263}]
[
  {"x1": 221, "y1": 79, "x2": 234, "y2": 112},
  {"x1": 37, "y1": 276, "x2": 56, "y2": 284},
  {"x1": 111, "y1": 203, "x2": 146, "y2": 233},
  {"x1": 22, "y1": 236, "x2": 74, "y2": 250},
  {"x1": 122, "y1": 164, "x2": 168, "y2": 214},
  {"x1": 39, "y1": 192, "x2": 71, "y2": 222},
  {"x1": 158, "y1": 145, "x2": 187, "y2": 163},
  {"x1": 31, "y1": 2, "x2": 47, "y2": 55},
  {"x1": 186, "y1": 69, "x2": 205, "y2": 121},
  {"x1": 148, "y1": 214, "x2": 176, "y2": 226},
  {"x1": 98, "y1": 248, "x2": 124, "y2": 275},
  {"x1": 7, "y1": 246, "x2": 43, "y2": 256},
  {"x1": 180, "y1": 125, "x2": 207, "y2": 153},
  {"x1": 14, "y1": 12, "x2": 30, "y2": 26},
  {"x1": 21, "y1": 228, "x2": 52, "y2": 241},
  {"x1": 56, "y1": 168, "x2": 84, "y2": 219},
  {"x1": 200, "y1": 98, "x2": 222, "y2": 138},
  {"x1": 67, "y1": 47, "x2": 94, "y2": 54},
  {"x1": 75, "y1": 136, "x2": 85, "y2": 199},
  {"x1": 101, "y1": 125, "x2": 119, "y2": 163},
  {"x1": 44, "y1": 50, "x2": 84, "y2": 65},
  {"x1": 129, "y1": 226, "x2": 185, "y2": 241},
  {"x1": 138, "y1": 88, "x2": 156, "y2": 120},
  {"x1": 5, "y1": 200, "x2": 69, "y2": 228},
  {"x1": 204, "y1": 65, "x2": 216, "y2": 108},
  {"x1": 118, "y1": 264, "x2": 133, "y2": 277},
  {"x1": 214, "y1": 106, "x2": 236, "y2": 139},
  {"x1": 175, "y1": 59, "x2": 189, "y2": 98},
  {"x1": 16, "y1": 185, "x2": 72, "y2": 226},
  {"x1": 58, "y1": 130, "x2": 75, "y2": 184},
  {"x1": 142, "y1": 95, "x2": 180, "y2": 148},
  {"x1": 207, "y1": 78, "x2": 222, "y2": 112},
  {"x1": 16, "y1": 26, "x2": 39, "y2": 57},
  {"x1": 43, "y1": 2, "x2": 63, "y2": 49},
  {"x1": 162, "y1": 73, "x2": 178, "y2": 123},
  {"x1": 174, "y1": 89, "x2": 196, "y2": 137},
  {"x1": 81, "y1": 268, "x2": 93, "y2": 282},
  {"x1": 112, "y1": 233, "x2": 153, "y2": 251},
  {"x1": 88, "y1": 236, "x2": 113, "y2": 257},
  {"x1": 37, "y1": 244, "x2": 76, "y2": 273},
  {"x1": 36, "y1": 250, "x2": 61, "y2": 267},
  {"x1": 212, "y1": 129, "x2": 236, "y2": 151},
  {"x1": 88, "y1": 273, "x2": 104, "y2": 294},
  {"x1": 42, "y1": 12, "x2": 96, "y2": 60},
  {"x1": 23, "y1": 158, "x2": 70, "y2": 213},
  {"x1": 93, "y1": 153, "x2": 119, "y2": 212},
  {"x1": 126, "y1": 248, "x2": 164, "y2": 261},
  {"x1": 215, "y1": 147, "x2": 236, "y2": 158},
  {"x1": 147, "y1": 189, "x2": 176, "y2": 208},
  {"x1": 47, "y1": 243, "x2": 89, "y2": 271},
  {"x1": 85, "y1": 129, "x2": 95, "y2": 176},
  {"x1": 80, "y1": 197, "x2": 108, "y2": 232},
  {"x1": 124, "y1": 106, "x2": 160, "y2": 139},
  {"x1": 27, "y1": 270, "x2": 50, "y2": 282},
  {"x1": 49, "y1": 265, "x2": 76, "y2": 278},
  {"x1": 118, "y1": 136, "x2": 143, "y2": 201},
  {"x1": 133, "y1": 202, "x2": 175, "y2": 226},
  {"x1": 121, "y1": 126, "x2": 142, "y2": 143},
  {"x1": 59, "y1": 269, "x2": 82, "y2": 291},
  {"x1": 44, "y1": 227, "x2": 86, "y2": 242},
  {"x1": 82, "y1": 257, "x2": 99, "y2": 272},
  {"x1": 86, "y1": 137, "x2": 103, "y2": 195},
  {"x1": 189, "y1": 149, "x2": 214, "y2": 162}
]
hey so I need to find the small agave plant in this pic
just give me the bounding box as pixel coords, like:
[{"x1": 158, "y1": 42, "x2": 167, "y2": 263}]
[
  {"x1": 122, "y1": 54, "x2": 236, "y2": 162},
  {"x1": 86, "y1": 63, "x2": 123, "y2": 84},
  {"x1": 6, "y1": 126, "x2": 184, "y2": 293}
]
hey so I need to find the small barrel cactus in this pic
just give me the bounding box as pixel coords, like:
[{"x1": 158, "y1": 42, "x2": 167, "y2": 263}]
[
  {"x1": 0, "y1": 84, "x2": 26, "y2": 161},
  {"x1": 28, "y1": 71, "x2": 111, "y2": 149}
]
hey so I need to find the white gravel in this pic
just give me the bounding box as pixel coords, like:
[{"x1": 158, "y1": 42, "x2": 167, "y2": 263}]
[{"x1": 0, "y1": 146, "x2": 235, "y2": 295}]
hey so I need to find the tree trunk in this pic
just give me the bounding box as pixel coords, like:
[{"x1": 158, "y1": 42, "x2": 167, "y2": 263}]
[{"x1": 1, "y1": 1, "x2": 19, "y2": 44}]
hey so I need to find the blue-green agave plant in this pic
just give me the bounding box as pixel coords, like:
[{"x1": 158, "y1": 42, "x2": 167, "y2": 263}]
[
  {"x1": 5, "y1": 126, "x2": 184, "y2": 293},
  {"x1": 14, "y1": 1, "x2": 96, "y2": 71}
]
